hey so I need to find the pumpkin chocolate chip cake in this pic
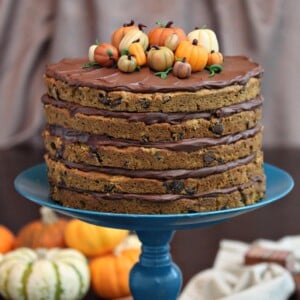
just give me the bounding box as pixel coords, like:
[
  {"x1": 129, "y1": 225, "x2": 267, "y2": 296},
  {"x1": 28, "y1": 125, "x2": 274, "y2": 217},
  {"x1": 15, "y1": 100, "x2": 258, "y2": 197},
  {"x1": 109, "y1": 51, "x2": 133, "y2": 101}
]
[{"x1": 42, "y1": 22, "x2": 265, "y2": 214}]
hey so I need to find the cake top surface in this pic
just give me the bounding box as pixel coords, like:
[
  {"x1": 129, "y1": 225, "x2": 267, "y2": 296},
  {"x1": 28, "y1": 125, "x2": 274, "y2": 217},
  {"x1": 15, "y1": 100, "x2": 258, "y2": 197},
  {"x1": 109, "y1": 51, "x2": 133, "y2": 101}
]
[{"x1": 45, "y1": 56, "x2": 263, "y2": 93}]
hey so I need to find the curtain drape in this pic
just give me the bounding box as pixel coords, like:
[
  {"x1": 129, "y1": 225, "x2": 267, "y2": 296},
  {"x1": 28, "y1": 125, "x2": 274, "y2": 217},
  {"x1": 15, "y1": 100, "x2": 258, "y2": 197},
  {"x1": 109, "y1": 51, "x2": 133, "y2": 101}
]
[{"x1": 0, "y1": 0, "x2": 297, "y2": 148}]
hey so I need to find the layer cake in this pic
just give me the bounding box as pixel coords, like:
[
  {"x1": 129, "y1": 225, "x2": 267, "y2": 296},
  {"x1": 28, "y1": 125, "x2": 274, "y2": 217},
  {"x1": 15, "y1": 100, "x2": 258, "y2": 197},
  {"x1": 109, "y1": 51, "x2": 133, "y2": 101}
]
[{"x1": 42, "y1": 54, "x2": 265, "y2": 214}]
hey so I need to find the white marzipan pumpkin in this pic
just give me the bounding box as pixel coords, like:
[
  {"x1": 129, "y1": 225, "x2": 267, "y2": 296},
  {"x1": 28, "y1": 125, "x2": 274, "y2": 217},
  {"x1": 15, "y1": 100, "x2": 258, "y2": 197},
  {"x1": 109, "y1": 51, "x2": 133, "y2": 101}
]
[
  {"x1": 187, "y1": 28, "x2": 219, "y2": 52},
  {"x1": 118, "y1": 28, "x2": 149, "y2": 52},
  {"x1": 0, "y1": 247, "x2": 90, "y2": 300}
]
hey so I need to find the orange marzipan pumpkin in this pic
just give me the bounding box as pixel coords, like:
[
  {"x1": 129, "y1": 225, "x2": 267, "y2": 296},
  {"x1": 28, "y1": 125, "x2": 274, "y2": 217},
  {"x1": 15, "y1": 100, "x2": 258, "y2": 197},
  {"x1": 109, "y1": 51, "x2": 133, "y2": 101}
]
[
  {"x1": 90, "y1": 248, "x2": 140, "y2": 299},
  {"x1": 94, "y1": 43, "x2": 119, "y2": 67},
  {"x1": 111, "y1": 20, "x2": 138, "y2": 49},
  {"x1": 0, "y1": 225, "x2": 15, "y2": 254},
  {"x1": 175, "y1": 39, "x2": 208, "y2": 72},
  {"x1": 207, "y1": 50, "x2": 224, "y2": 66},
  {"x1": 15, "y1": 207, "x2": 68, "y2": 249},
  {"x1": 148, "y1": 21, "x2": 186, "y2": 47}
]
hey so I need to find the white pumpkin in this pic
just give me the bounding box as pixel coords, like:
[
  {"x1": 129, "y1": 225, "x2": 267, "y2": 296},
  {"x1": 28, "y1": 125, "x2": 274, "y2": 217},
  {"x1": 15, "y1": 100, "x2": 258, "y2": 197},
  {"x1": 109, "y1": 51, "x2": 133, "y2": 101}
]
[
  {"x1": 0, "y1": 247, "x2": 90, "y2": 300},
  {"x1": 187, "y1": 28, "x2": 219, "y2": 52},
  {"x1": 118, "y1": 28, "x2": 149, "y2": 52}
]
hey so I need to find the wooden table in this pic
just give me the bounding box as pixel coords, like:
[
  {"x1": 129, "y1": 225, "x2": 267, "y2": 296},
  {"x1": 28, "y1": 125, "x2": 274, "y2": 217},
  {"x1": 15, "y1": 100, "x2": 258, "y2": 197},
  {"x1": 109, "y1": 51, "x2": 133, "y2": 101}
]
[{"x1": 1, "y1": 144, "x2": 299, "y2": 299}]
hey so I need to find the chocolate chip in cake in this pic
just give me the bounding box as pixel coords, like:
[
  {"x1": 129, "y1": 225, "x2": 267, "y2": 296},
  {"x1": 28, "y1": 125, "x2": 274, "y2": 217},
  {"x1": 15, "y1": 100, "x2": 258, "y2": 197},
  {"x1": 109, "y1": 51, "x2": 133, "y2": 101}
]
[
  {"x1": 163, "y1": 180, "x2": 185, "y2": 193},
  {"x1": 98, "y1": 94, "x2": 122, "y2": 108},
  {"x1": 139, "y1": 98, "x2": 150, "y2": 109},
  {"x1": 50, "y1": 142, "x2": 56, "y2": 150},
  {"x1": 94, "y1": 152, "x2": 103, "y2": 165},
  {"x1": 203, "y1": 151, "x2": 216, "y2": 164},
  {"x1": 162, "y1": 95, "x2": 171, "y2": 104},
  {"x1": 154, "y1": 152, "x2": 164, "y2": 161},
  {"x1": 104, "y1": 184, "x2": 115, "y2": 193},
  {"x1": 210, "y1": 122, "x2": 224, "y2": 135},
  {"x1": 110, "y1": 97, "x2": 122, "y2": 107},
  {"x1": 98, "y1": 94, "x2": 109, "y2": 105},
  {"x1": 142, "y1": 135, "x2": 149, "y2": 142},
  {"x1": 171, "y1": 132, "x2": 184, "y2": 141},
  {"x1": 185, "y1": 188, "x2": 196, "y2": 195}
]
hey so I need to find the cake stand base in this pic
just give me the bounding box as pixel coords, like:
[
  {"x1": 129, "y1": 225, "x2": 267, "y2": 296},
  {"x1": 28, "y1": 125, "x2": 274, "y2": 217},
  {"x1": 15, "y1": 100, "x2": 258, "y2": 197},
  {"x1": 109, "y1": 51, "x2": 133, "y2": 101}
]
[{"x1": 14, "y1": 163, "x2": 293, "y2": 300}]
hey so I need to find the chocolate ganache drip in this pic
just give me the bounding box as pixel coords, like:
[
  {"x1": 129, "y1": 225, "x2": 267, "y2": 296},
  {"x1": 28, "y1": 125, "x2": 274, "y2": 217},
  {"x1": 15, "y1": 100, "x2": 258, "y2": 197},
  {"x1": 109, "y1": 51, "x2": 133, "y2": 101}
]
[{"x1": 42, "y1": 95, "x2": 263, "y2": 125}]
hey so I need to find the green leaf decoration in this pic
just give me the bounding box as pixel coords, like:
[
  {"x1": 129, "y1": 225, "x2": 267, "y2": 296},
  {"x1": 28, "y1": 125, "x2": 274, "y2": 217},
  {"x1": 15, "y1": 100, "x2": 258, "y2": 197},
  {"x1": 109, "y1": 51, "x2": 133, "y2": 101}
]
[
  {"x1": 205, "y1": 64, "x2": 223, "y2": 77},
  {"x1": 154, "y1": 67, "x2": 173, "y2": 79},
  {"x1": 82, "y1": 61, "x2": 101, "y2": 69}
]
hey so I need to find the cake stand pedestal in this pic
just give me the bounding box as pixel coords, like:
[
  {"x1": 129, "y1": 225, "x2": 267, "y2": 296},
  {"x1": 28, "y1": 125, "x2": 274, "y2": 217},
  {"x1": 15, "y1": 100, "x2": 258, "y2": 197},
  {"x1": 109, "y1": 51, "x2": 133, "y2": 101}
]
[{"x1": 14, "y1": 163, "x2": 293, "y2": 300}]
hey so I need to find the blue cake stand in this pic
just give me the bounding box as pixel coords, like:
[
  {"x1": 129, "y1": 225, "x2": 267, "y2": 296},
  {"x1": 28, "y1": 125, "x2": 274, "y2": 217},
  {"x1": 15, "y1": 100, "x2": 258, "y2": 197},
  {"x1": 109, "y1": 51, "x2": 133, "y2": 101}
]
[{"x1": 15, "y1": 163, "x2": 293, "y2": 300}]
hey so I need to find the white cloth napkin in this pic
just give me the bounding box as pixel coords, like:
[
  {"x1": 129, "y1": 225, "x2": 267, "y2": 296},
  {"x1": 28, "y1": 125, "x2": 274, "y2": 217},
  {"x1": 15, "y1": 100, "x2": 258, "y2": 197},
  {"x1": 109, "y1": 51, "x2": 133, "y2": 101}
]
[{"x1": 179, "y1": 237, "x2": 299, "y2": 300}]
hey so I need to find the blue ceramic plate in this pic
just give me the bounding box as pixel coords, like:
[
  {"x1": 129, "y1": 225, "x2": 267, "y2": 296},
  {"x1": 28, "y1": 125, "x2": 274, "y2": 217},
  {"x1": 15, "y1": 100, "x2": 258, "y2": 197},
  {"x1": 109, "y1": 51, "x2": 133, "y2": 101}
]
[{"x1": 14, "y1": 163, "x2": 293, "y2": 231}]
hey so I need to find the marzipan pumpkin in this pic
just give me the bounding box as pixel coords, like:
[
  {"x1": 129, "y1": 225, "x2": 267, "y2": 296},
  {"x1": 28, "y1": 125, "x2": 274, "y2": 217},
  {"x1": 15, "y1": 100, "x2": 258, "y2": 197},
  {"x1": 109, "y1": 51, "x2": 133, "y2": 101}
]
[
  {"x1": 207, "y1": 50, "x2": 224, "y2": 66},
  {"x1": 119, "y1": 27, "x2": 149, "y2": 52},
  {"x1": 0, "y1": 247, "x2": 90, "y2": 300},
  {"x1": 0, "y1": 225, "x2": 15, "y2": 254},
  {"x1": 173, "y1": 58, "x2": 192, "y2": 79},
  {"x1": 93, "y1": 43, "x2": 119, "y2": 67},
  {"x1": 175, "y1": 39, "x2": 208, "y2": 72},
  {"x1": 89, "y1": 237, "x2": 140, "y2": 299},
  {"x1": 164, "y1": 33, "x2": 181, "y2": 51},
  {"x1": 128, "y1": 41, "x2": 147, "y2": 66},
  {"x1": 15, "y1": 207, "x2": 68, "y2": 249},
  {"x1": 111, "y1": 20, "x2": 138, "y2": 49},
  {"x1": 64, "y1": 219, "x2": 129, "y2": 257},
  {"x1": 187, "y1": 27, "x2": 219, "y2": 52},
  {"x1": 147, "y1": 45, "x2": 174, "y2": 72},
  {"x1": 118, "y1": 54, "x2": 137, "y2": 73},
  {"x1": 148, "y1": 21, "x2": 186, "y2": 47}
]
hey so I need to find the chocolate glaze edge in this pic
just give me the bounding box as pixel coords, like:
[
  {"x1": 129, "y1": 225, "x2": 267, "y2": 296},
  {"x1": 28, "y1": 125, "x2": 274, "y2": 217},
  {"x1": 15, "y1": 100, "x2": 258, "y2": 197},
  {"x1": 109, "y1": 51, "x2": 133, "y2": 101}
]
[
  {"x1": 56, "y1": 153, "x2": 257, "y2": 180},
  {"x1": 45, "y1": 56, "x2": 263, "y2": 93},
  {"x1": 50, "y1": 176, "x2": 265, "y2": 203}
]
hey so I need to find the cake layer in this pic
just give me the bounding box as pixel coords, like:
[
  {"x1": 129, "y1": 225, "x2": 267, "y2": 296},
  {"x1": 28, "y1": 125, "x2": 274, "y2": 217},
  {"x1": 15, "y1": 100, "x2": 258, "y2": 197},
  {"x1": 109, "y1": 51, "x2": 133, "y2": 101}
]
[
  {"x1": 44, "y1": 126, "x2": 262, "y2": 170},
  {"x1": 45, "y1": 152, "x2": 263, "y2": 195},
  {"x1": 45, "y1": 76, "x2": 261, "y2": 113},
  {"x1": 43, "y1": 103, "x2": 261, "y2": 142},
  {"x1": 44, "y1": 56, "x2": 263, "y2": 112},
  {"x1": 49, "y1": 181, "x2": 265, "y2": 214}
]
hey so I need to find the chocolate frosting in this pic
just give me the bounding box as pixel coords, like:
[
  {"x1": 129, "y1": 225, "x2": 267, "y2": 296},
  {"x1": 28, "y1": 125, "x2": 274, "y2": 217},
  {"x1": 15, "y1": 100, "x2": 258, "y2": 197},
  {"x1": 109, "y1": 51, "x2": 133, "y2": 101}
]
[
  {"x1": 42, "y1": 94, "x2": 263, "y2": 125},
  {"x1": 48, "y1": 124, "x2": 261, "y2": 152},
  {"x1": 54, "y1": 175, "x2": 264, "y2": 202},
  {"x1": 62, "y1": 153, "x2": 256, "y2": 180},
  {"x1": 45, "y1": 56, "x2": 263, "y2": 93}
]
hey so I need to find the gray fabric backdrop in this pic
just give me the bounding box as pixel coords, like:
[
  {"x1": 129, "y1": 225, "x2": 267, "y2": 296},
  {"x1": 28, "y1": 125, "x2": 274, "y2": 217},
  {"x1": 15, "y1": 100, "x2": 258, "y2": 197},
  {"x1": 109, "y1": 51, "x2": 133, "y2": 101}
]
[{"x1": 0, "y1": 0, "x2": 298, "y2": 148}]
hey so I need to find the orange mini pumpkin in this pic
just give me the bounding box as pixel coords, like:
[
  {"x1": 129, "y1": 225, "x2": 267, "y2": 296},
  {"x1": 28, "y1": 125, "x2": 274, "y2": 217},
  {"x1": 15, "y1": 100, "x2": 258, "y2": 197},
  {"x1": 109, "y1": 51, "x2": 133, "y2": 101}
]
[
  {"x1": 15, "y1": 207, "x2": 68, "y2": 249},
  {"x1": 148, "y1": 21, "x2": 186, "y2": 47},
  {"x1": 207, "y1": 50, "x2": 224, "y2": 66},
  {"x1": 0, "y1": 225, "x2": 15, "y2": 253},
  {"x1": 111, "y1": 20, "x2": 138, "y2": 49},
  {"x1": 94, "y1": 43, "x2": 119, "y2": 67},
  {"x1": 90, "y1": 248, "x2": 140, "y2": 299},
  {"x1": 175, "y1": 39, "x2": 208, "y2": 72}
]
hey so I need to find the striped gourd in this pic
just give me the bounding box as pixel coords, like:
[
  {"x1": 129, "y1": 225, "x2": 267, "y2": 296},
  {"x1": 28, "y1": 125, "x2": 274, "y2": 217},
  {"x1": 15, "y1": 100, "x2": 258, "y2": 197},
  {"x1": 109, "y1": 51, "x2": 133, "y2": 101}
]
[{"x1": 0, "y1": 247, "x2": 90, "y2": 300}]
